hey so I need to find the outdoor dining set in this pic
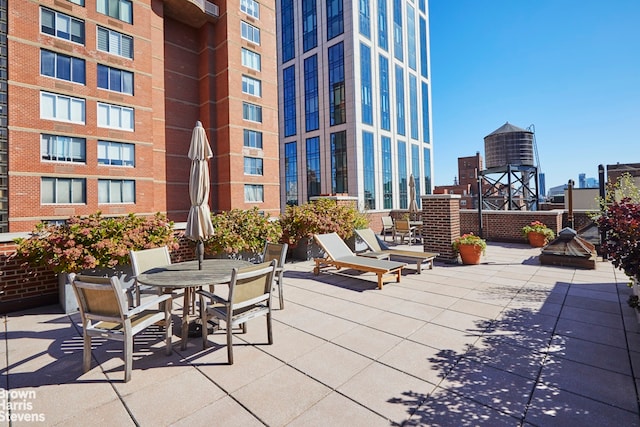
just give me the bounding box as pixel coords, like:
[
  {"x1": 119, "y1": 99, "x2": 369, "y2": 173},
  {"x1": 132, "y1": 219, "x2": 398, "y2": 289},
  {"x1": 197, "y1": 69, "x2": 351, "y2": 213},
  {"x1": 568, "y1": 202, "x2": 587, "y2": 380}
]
[{"x1": 70, "y1": 227, "x2": 438, "y2": 382}]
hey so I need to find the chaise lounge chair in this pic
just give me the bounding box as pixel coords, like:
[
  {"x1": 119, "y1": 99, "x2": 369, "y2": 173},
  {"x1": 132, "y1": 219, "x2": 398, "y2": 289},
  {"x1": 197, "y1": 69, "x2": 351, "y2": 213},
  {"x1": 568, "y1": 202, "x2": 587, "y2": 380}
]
[
  {"x1": 313, "y1": 233, "x2": 407, "y2": 290},
  {"x1": 355, "y1": 228, "x2": 439, "y2": 274}
]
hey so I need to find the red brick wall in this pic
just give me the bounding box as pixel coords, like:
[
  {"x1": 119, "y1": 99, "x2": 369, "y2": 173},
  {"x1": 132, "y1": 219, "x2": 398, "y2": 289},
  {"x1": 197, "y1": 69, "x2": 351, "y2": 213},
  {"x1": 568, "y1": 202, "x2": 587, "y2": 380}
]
[{"x1": 460, "y1": 210, "x2": 564, "y2": 242}]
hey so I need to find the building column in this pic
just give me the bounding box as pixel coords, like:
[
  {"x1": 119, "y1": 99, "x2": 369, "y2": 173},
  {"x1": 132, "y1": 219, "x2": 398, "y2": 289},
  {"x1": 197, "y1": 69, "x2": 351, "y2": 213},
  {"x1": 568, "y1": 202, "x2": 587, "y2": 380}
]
[{"x1": 421, "y1": 194, "x2": 461, "y2": 262}]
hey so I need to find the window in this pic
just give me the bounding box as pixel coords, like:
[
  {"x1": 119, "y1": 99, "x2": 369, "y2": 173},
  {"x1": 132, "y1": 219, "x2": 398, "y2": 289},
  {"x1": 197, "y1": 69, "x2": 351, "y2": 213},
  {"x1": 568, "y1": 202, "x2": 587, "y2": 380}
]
[
  {"x1": 382, "y1": 136, "x2": 393, "y2": 209},
  {"x1": 244, "y1": 157, "x2": 263, "y2": 175},
  {"x1": 242, "y1": 75, "x2": 262, "y2": 97},
  {"x1": 412, "y1": 143, "x2": 421, "y2": 207},
  {"x1": 397, "y1": 140, "x2": 407, "y2": 209},
  {"x1": 41, "y1": 177, "x2": 85, "y2": 204},
  {"x1": 98, "y1": 140, "x2": 134, "y2": 166},
  {"x1": 423, "y1": 147, "x2": 432, "y2": 195},
  {"x1": 406, "y1": 3, "x2": 416, "y2": 70},
  {"x1": 302, "y1": 0, "x2": 317, "y2": 52},
  {"x1": 97, "y1": 0, "x2": 132, "y2": 24},
  {"x1": 360, "y1": 43, "x2": 372, "y2": 125},
  {"x1": 241, "y1": 21, "x2": 260, "y2": 44},
  {"x1": 241, "y1": 0, "x2": 260, "y2": 18},
  {"x1": 97, "y1": 102, "x2": 134, "y2": 131},
  {"x1": 98, "y1": 179, "x2": 135, "y2": 203},
  {"x1": 244, "y1": 184, "x2": 264, "y2": 202},
  {"x1": 359, "y1": 0, "x2": 371, "y2": 38},
  {"x1": 97, "y1": 26, "x2": 133, "y2": 59},
  {"x1": 393, "y1": 0, "x2": 403, "y2": 61},
  {"x1": 68, "y1": 0, "x2": 84, "y2": 5},
  {"x1": 242, "y1": 102, "x2": 262, "y2": 122},
  {"x1": 304, "y1": 55, "x2": 319, "y2": 132},
  {"x1": 379, "y1": 55, "x2": 390, "y2": 130},
  {"x1": 97, "y1": 64, "x2": 133, "y2": 95},
  {"x1": 244, "y1": 129, "x2": 263, "y2": 148},
  {"x1": 40, "y1": 91, "x2": 85, "y2": 124},
  {"x1": 422, "y1": 82, "x2": 430, "y2": 143},
  {"x1": 283, "y1": 66, "x2": 296, "y2": 137},
  {"x1": 284, "y1": 142, "x2": 298, "y2": 206},
  {"x1": 40, "y1": 49, "x2": 85, "y2": 84},
  {"x1": 327, "y1": 0, "x2": 344, "y2": 40},
  {"x1": 419, "y1": 17, "x2": 429, "y2": 79},
  {"x1": 241, "y1": 48, "x2": 261, "y2": 71},
  {"x1": 378, "y1": 0, "x2": 388, "y2": 51},
  {"x1": 281, "y1": 0, "x2": 295, "y2": 62},
  {"x1": 363, "y1": 131, "x2": 375, "y2": 210},
  {"x1": 306, "y1": 137, "x2": 321, "y2": 199},
  {"x1": 40, "y1": 8, "x2": 85, "y2": 44},
  {"x1": 331, "y1": 131, "x2": 348, "y2": 193},
  {"x1": 41, "y1": 134, "x2": 85, "y2": 163},
  {"x1": 328, "y1": 42, "x2": 345, "y2": 126},
  {"x1": 395, "y1": 64, "x2": 405, "y2": 136},
  {"x1": 409, "y1": 74, "x2": 419, "y2": 140}
]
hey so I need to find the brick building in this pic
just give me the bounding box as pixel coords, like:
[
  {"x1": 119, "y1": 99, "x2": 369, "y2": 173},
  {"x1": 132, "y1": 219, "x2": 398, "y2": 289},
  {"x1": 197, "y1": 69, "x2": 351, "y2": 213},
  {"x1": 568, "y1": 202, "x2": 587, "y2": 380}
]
[{"x1": 1, "y1": 0, "x2": 279, "y2": 232}]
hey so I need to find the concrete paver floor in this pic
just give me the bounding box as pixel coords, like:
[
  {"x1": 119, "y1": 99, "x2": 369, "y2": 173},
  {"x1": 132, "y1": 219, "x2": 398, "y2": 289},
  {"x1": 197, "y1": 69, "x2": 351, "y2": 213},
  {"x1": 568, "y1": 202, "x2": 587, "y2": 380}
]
[{"x1": 2, "y1": 242, "x2": 639, "y2": 426}]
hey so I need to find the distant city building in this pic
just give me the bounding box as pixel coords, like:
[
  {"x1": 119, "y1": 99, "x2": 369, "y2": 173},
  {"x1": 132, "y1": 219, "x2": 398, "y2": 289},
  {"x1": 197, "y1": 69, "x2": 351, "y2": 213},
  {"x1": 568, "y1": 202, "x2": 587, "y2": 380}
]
[
  {"x1": 277, "y1": 0, "x2": 434, "y2": 210},
  {"x1": 539, "y1": 173, "x2": 546, "y2": 197},
  {"x1": 578, "y1": 173, "x2": 586, "y2": 188}
]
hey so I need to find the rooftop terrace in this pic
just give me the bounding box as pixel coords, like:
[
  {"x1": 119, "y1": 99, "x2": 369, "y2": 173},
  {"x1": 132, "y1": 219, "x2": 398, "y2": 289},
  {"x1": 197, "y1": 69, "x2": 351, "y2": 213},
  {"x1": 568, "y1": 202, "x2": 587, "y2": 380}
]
[{"x1": 2, "y1": 242, "x2": 639, "y2": 426}]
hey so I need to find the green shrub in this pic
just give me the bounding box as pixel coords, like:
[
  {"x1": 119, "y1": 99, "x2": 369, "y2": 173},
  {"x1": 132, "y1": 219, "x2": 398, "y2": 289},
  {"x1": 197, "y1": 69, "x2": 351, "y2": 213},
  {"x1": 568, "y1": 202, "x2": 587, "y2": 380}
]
[
  {"x1": 279, "y1": 198, "x2": 369, "y2": 246},
  {"x1": 204, "y1": 207, "x2": 282, "y2": 256}
]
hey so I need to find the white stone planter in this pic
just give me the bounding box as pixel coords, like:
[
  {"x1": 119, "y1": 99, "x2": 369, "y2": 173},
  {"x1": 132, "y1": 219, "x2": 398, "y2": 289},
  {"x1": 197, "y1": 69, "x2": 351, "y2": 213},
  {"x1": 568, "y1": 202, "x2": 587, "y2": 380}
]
[{"x1": 58, "y1": 266, "x2": 134, "y2": 314}]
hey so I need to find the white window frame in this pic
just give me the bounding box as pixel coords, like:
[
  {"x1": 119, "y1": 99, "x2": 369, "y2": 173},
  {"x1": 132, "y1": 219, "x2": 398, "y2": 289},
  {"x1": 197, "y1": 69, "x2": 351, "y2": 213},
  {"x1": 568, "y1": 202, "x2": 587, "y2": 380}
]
[
  {"x1": 241, "y1": 0, "x2": 260, "y2": 19},
  {"x1": 242, "y1": 102, "x2": 262, "y2": 123},
  {"x1": 97, "y1": 26, "x2": 133, "y2": 59},
  {"x1": 244, "y1": 184, "x2": 264, "y2": 202},
  {"x1": 40, "y1": 91, "x2": 85, "y2": 124},
  {"x1": 97, "y1": 64, "x2": 133, "y2": 95},
  {"x1": 241, "y1": 21, "x2": 260, "y2": 44},
  {"x1": 98, "y1": 140, "x2": 135, "y2": 167},
  {"x1": 41, "y1": 134, "x2": 86, "y2": 163},
  {"x1": 40, "y1": 7, "x2": 85, "y2": 45},
  {"x1": 97, "y1": 102, "x2": 134, "y2": 131},
  {"x1": 41, "y1": 177, "x2": 86, "y2": 204},
  {"x1": 40, "y1": 49, "x2": 86, "y2": 85},
  {"x1": 244, "y1": 157, "x2": 264, "y2": 175},
  {"x1": 243, "y1": 129, "x2": 263, "y2": 149},
  {"x1": 98, "y1": 179, "x2": 136, "y2": 204},
  {"x1": 242, "y1": 75, "x2": 262, "y2": 97},
  {"x1": 97, "y1": 0, "x2": 133, "y2": 24},
  {"x1": 241, "y1": 48, "x2": 261, "y2": 71}
]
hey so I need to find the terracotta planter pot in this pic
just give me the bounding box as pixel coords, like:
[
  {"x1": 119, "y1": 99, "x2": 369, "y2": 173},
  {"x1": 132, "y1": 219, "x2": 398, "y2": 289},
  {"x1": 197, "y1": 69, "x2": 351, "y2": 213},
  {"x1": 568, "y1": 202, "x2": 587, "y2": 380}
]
[
  {"x1": 458, "y1": 244, "x2": 483, "y2": 265},
  {"x1": 527, "y1": 232, "x2": 548, "y2": 248}
]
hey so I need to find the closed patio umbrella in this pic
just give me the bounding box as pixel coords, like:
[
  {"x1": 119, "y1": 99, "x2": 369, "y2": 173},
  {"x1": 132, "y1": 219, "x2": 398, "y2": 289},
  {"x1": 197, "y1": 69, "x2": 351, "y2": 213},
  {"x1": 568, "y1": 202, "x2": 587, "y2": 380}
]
[
  {"x1": 409, "y1": 174, "x2": 419, "y2": 217},
  {"x1": 185, "y1": 121, "x2": 215, "y2": 269}
]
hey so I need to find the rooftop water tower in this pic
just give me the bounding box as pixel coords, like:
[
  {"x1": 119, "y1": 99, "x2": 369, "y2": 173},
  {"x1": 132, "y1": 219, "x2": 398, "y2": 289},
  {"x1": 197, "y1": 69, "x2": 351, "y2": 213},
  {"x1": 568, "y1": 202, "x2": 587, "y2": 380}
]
[{"x1": 480, "y1": 122, "x2": 539, "y2": 210}]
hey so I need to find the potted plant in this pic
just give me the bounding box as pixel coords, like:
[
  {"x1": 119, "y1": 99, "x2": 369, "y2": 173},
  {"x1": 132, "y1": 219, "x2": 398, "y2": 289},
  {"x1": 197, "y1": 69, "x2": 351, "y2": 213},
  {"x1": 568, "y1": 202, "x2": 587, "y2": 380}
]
[
  {"x1": 204, "y1": 207, "x2": 282, "y2": 261},
  {"x1": 452, "y1": 233, "x2": 486, "y2": 265},
  {"x1": 14, "y1": 212, "x2": 178, "y2": 313},
  {"x1": 522, "y1": 221, "x2": 555, "y2": 247}
]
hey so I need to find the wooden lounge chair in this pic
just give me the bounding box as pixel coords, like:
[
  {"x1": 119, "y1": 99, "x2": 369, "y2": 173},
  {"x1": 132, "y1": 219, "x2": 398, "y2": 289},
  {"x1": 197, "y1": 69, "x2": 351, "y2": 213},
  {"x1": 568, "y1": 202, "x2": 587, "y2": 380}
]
[
  {"x1": 355, "y1": 228, "x2": 439, "y2": 274},
  {"x1": 313, "y1": 233, "x2": 406, "y2": 290}
]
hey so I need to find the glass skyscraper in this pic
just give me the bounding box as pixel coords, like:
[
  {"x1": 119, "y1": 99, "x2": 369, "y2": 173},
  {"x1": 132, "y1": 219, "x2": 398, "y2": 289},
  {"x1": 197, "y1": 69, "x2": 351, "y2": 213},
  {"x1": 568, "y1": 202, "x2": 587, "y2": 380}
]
[{"x1": 277, "y1": 0, "x2": 433, "y2": 211}]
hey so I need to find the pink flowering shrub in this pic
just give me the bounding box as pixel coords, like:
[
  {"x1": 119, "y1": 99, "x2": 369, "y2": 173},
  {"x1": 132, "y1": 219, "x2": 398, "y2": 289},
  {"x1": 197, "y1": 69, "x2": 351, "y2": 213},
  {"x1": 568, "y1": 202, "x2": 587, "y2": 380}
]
[{"x1": 15, "y1": 212, "x2": 178, "y2": 273}]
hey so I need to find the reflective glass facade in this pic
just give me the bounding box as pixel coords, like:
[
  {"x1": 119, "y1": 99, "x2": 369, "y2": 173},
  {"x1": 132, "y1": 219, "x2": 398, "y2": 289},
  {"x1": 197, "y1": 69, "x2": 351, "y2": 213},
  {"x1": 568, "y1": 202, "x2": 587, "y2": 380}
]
[
  {"x1": 397, "y1": 140, "x2": 407, "y2": 209},
  {"x1": 285, "y1": 142, "x2": 298, "y2": 205},
  {"x1": 363, "y1": 131, "x2": 375, "y2": 209},
  {"x1": 281, "y1": 0, "x2": 295, "y2": 62},
  {"x1": 302, "y1": 0, "x2": 317, "y2": 52},
  {"x1": 382, "y1": 136, "x2": 392, "y2": 209},
  {"x1": 283, "y1": 65, "x2": 296, "y2": 137},
  {"x1": 379, "y1": 54, "x2": 390, "y2": 130},
  {"x1": 395, "y1": 64, "x2": 405, "y2": 136},
  {"x1": 306, "y1": 137, "x2": 321, "y2": 199},
  {"x1": 360, "y1": 43, "x2": 373, "y2": 125},
  {"x1": 328, "y1": 42, "x2": 345, "y2": 126},
  {"x1": 304, "y1": 55, "x2": 319, "y2": 131},
  {"x1": 331, "y1": 131, "x2": 348, "y2": 193}
]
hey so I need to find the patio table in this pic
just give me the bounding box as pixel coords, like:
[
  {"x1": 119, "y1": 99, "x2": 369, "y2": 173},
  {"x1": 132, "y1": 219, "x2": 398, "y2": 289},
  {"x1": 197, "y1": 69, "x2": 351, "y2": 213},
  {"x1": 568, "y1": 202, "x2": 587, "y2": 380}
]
[{"x1": 136, "y1": 258, "x2": 252, "y2": 350}]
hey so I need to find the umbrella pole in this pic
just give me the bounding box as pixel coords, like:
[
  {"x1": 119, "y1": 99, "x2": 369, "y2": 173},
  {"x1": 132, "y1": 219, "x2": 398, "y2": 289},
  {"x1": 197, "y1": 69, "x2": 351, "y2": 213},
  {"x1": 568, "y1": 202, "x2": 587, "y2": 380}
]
[{"x1": 196, "y1": 240, "x2": 204, "y2": 270}]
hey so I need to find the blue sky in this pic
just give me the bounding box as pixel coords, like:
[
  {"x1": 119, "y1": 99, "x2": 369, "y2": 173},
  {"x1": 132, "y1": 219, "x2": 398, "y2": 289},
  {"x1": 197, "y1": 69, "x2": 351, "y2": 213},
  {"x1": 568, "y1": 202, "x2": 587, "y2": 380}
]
[{"x1": 428, "y1": 0, "x2": 639, "y2": 190}]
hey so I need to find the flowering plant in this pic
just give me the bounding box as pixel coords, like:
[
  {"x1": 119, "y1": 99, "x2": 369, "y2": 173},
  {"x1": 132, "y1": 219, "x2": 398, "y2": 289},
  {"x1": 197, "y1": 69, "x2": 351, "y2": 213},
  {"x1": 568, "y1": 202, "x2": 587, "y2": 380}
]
[
  {"x1": 452, "y1": 233, "x2": 487, "y2": 254},
  {"x1": 522, "y1": 221, "x2": 555, "y2": 240},
  {"x1": 14, "y1": 212, "x2": 178, "y2": 274}
]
